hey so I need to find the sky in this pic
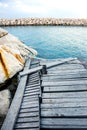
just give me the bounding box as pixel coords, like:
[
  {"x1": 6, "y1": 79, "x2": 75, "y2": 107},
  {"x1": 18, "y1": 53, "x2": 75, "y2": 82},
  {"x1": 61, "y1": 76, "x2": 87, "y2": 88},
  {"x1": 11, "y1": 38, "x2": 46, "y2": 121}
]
[{"x1": 0, "y1": 0, "x2": 87, "y2": 18}]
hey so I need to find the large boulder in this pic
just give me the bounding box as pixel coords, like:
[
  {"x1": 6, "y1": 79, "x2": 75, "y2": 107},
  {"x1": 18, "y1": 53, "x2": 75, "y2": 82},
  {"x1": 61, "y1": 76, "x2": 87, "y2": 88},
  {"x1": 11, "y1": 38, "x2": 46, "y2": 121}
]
[
  {"x1": 0, "y1": 89, "x2": 11, "y2": 128},
  {"x1": 0, "y1": 28, "x2": 37, "y2": 86},
  {"x1": 0, "y1": 89, "x2": 11, "y2": 116}
]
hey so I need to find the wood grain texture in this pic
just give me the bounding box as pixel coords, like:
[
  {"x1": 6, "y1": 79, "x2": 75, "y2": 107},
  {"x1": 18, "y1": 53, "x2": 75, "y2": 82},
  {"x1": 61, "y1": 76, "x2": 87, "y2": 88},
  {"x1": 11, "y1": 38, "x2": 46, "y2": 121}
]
[{"x1": 41, "y1": 118, "x2": 87, "y2": 129}]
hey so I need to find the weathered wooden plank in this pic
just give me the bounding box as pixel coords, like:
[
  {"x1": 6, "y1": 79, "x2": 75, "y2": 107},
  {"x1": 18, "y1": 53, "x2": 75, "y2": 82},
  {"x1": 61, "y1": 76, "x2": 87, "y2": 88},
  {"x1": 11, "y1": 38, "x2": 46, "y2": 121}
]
[
  {"x1": 1, "y1": 58, "x2": 31, "y2": 130},
  {"x1": 31, "y1": 60, "x2": 40, "y2": 65},
  {"x1": 41, "y1": 107, "x2": 87, "y2": 117},
  {"x1": 29, "y1": 79, "x2": 40, "y2": 83},
  {"x1": 29, "y1": 76, "x2": 40, "y2": 80},
  {"x1": 42, "y1": 78, "x2": 87, "y2": 82},
  {"x1": 15, "y1": 128, "x2": 39, "y2": 130},
  {"x1": 48, "y1": 62, "x2": 83, "y2": 68},
  {"x1": 48, "y1": 68, "x2": 85, "y2": 73},
  {"x1": 24, "y1": 91, "x2": 40, "y2": 97},
  {"x1": 21, "y1": 103, "x2": 39, "y2": 109},
  {"x1": 43, "y1": 85, "x2": 87, "y2": 92},
  {"x1": 67, "y1": 58, "x2": 81, "y2": 63},
  {"x1": 29, "y1": 72, "x2": 39, "y2": 76},
  {"x1": 23, "y1": 97, "x2": 38, "y2": 102},
  {"x1": 25, "y1": 83, "x2": 40, "y2": 89},
  {"x1": 22, "y1": 100, "x2": 39, "y2": 106},
  {"x1": 42, "y1": 98, "x2": 87, "y2": 104},
  {"x1": 41, "y1": 125, "x2": 87, "y2": 129},
  {"x1": 31, "y1": 64, "x2": 40, "y2": 69},
  {"x1": 29, "y1": 78, "x2": 40, "y2": 83},
  {"x1": 20, "y1": 107, "x2": 39, "y2": 113},
  {"x1": 23, "y1": 95, "x2": 38, "y2": 100},
  {"x1": 22, "y1": 95, "x2": 38, "y2": 103},
  {"x1": 16, "y1": 116, "x2": 39, "y2": 123},
  {"x1": 44, "y1": 58, "x2": 81, "y2": 69},
  {"x1": 48, "y1": 69, "x2": 86, "y2": 75},
  {"x1": 31, "y1": 63, "x2": 40, "y2": 67},
  {"x1": 42, "y1": 91, "x2": 87, "y2": 98},
  {"x1": 20, "y1": 66, "x2": 43, "y2": 76},
  {"x1": 18, "y1": 112, "x2": 39, "y2": 118},
  {"x1": 48, "y1": 64, "x2": 85, "y2": 70},
  {"x1": 41, "y1": 118, "x2": 87, "y2": 126},
  {"x1": 29, "y1": 77, "x2": 40, "y2": 81},
  {"x1": 40, "y1": 58, "x2": 81, "y2": 63},
  {"x1": 24, "y1": 88, "x2": 40, "y2": 94},
  {"x1": 25, "y1": 86, "x2": 40, "y2": 91},
  {"x1": 41, "y1": 118, "x2": 87, "y2": 129},
  {"x1": 42, "y1": 73, "x2": 87, "y2": 80},
  {"x1": 15, "y1": 122, "x2": 39, "y2": 129},
  {"x1": 29, "y1": 77, "x2": 39, "y2": 82},
  {"x1": 28, "y1": 73, "x2": 39, "y2": 79},
  {"x1": 29, "y1": 76, "x2": 40, "y2": 81},
  {"x1": 42, "y1": 71, "x2": 87, "y2": 78},
  {"x1": 29, "y1": 72, "x2": 39, "y2": 77},
  {"x1": 41, "y1": 101, "x2": 87, "y2": 108},
  {"x1": 26, "y1": 75, "x2": 40, "y2": 86},
  {"x1": 42, "y1": 80, "x2": 87, "y2": 86},
  {"x1": 23, "y1": 94, "x2": 38, "y2": 98},
  {"x1": 28, "y1": 81, "x2": 40, "y2": 85},
  {"x1": 40, "y1": 59, "x2": 83, "y2": 69}
]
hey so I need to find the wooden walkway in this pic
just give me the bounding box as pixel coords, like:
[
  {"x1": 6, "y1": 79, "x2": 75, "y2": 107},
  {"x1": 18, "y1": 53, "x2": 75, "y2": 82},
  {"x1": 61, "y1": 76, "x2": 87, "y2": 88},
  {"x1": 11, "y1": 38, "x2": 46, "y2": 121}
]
[{"x1": 1, "y1": 57, "x2": 87, "y2": 130}]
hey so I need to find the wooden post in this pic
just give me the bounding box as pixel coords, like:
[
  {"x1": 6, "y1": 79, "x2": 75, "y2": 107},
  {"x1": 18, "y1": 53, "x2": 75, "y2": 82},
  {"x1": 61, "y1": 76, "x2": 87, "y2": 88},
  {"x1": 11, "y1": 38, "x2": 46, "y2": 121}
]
[{"x1": 41, "y1": 65, "x2": 47, "y2": 74}]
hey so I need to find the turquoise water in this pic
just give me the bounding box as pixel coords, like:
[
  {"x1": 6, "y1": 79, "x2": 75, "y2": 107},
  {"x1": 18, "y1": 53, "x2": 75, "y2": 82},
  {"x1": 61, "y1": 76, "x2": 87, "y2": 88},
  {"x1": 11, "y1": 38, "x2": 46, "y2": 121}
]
[{"x1": 2, "y1": 26, "x2": 87, "y2": 60}]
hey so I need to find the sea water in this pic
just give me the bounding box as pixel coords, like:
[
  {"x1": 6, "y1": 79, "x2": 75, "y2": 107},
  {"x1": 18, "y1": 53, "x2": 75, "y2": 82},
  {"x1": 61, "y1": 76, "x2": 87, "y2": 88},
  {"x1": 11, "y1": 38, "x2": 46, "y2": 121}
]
[{"x1": 2, "y1": 26, "x2": 87, "y2": 60}]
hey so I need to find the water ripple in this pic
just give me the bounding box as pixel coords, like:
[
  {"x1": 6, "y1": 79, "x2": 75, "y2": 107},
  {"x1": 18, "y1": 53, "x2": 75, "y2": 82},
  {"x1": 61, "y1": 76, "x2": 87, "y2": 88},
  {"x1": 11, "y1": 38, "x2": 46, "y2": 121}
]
[{"x1": 2, "y1": 26, "x2": 87, "y2": 60}]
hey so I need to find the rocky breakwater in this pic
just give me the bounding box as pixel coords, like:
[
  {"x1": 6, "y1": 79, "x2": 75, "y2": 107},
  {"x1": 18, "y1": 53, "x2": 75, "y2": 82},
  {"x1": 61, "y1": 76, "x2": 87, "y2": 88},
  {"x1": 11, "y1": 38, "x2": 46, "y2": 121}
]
[
  {"x1": 0, "y1": 28, "x2": 37, "y2": 127},
  {"x1": 0, "y1": 18, "x2": 87, "y2": 26}
]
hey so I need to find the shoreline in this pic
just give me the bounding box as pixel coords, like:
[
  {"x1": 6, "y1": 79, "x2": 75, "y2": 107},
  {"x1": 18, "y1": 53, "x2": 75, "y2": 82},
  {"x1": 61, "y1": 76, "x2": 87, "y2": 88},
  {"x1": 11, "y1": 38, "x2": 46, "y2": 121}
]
[{"x1": 0, "y1": 18, "x2": 87, "y2": 26}]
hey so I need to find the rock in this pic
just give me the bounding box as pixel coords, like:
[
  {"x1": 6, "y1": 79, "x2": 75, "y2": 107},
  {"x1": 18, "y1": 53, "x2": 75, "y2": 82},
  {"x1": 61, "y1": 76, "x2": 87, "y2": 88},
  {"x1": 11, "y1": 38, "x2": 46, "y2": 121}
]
[
  {"x1": 0, "y1": 28, "x2": 8, "y2": 38},
  {"x1": 0, "y1": 18, "x2": 87, "y2": 26},
  {"x1": 0, "y1": 89, "x2": 11, "y2": 116},
  {"x1": 7, "y1": 75, "x2": 18, "y2": 98},
  {"x1": 0, "y1": 28, "x2": 37, "y2": 86},
  {"x1": 0, "y1": 89, "x2": 11, "y2": 128}
]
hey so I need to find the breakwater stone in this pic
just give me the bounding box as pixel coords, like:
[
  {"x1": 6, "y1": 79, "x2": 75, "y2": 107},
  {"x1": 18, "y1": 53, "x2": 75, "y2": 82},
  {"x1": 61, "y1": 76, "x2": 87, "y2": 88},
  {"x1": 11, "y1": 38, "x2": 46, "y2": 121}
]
[{"x1": 0, "y1": 18, "x2": 87, "y2": 26}]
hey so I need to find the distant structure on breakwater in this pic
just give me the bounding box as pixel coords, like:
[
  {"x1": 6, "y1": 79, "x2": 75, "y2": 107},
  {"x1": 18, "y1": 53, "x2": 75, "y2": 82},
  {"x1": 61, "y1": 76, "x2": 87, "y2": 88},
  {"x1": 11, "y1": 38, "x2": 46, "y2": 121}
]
[{"x1": 0, "y1": 18, "x2": 87, "y2": 26}]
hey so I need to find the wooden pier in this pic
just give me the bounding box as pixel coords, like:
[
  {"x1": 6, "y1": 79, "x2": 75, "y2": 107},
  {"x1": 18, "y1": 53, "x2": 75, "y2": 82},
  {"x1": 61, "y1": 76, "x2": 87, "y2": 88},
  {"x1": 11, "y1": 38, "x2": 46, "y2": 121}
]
[{"x1": 1, "y1": 57, "x2": 87, "y2": 130}]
